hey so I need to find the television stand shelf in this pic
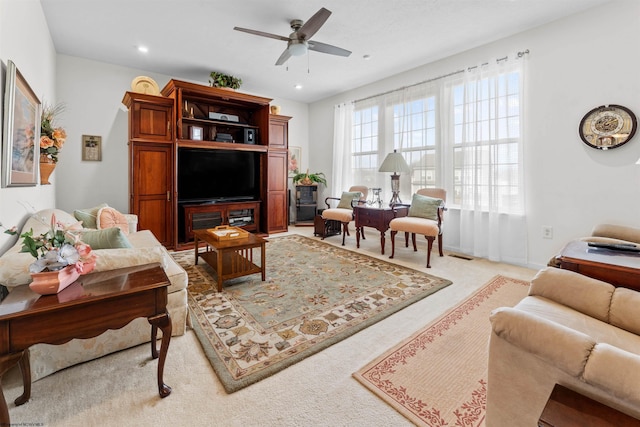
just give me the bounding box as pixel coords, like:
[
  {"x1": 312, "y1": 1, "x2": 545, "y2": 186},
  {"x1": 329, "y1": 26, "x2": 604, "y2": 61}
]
[{"x1": 181, "y1": 201, "x2": 261, "y2": 243}]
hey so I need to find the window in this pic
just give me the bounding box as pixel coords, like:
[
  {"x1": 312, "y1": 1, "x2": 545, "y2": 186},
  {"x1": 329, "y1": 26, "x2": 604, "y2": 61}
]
[
  {"x1": 392, "y1": 96, "x2": 438, "y2": 195},
  {"x1": 351, "y1": 105, "x2": 379, "y2": 188},
  {"x1": 451, "y1": 70, "x2": 522, "y2": 213}
]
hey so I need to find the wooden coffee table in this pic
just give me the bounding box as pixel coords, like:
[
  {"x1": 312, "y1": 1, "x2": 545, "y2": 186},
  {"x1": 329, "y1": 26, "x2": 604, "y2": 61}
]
[
  {"x1": 193, "y1": 229, "x2": 266, "y2": 292},
  {"x1": 558, "y1": 240, "x2": 640, "y2": 290},
  {"x1": 0, "y1": 263, "x2": 172, "y2": 426}
]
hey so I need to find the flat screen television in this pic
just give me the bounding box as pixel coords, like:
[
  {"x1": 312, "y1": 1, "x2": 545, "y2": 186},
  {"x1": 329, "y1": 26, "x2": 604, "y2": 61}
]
[{"x1": 178, "y1": 148, "x2": 260, "y2": 203}]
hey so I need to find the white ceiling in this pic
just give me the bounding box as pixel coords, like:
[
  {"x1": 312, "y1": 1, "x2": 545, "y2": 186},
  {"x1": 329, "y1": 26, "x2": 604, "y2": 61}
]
[{"x1": 40, "y1": 0, "x2": 611, "y2": 103}]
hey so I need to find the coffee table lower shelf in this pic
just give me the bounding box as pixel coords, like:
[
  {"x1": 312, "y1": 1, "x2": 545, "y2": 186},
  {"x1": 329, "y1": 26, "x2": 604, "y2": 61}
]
[{"x1": 193, "y1": 230, "x2": 267, "y2": 292}]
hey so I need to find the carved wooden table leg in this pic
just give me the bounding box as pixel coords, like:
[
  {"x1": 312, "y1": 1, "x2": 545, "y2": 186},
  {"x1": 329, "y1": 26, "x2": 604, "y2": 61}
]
[
  {"x1": 148, "y1": 313, "x2": 172, "y2": 398},
  {"x1": 0, "y1": 351, "x2": 27, "y2": 426},
  {"x1": 14, "y1": 349, "x2": 30, "y2": 406}
]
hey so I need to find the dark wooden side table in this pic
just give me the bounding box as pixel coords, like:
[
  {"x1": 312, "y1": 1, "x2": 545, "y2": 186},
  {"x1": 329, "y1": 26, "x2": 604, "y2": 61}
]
[
  {"x1": 538, "y1": 384, "x2": 640, "y2": 426},
  {"x1": 558, "y1": 240, "x2": 640, "y2": 291},
  {"x1": 0, "y1": 263, "x2": 172, "y2": 426},
  {"x1": 354, "y1": 205, "x2": 408, "y2": 254}
]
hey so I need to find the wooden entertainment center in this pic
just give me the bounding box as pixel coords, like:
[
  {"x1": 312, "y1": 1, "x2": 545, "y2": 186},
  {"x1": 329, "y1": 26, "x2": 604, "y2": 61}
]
[{"x1": 123, "y1": 79, "x2": 291, "y2": 249}]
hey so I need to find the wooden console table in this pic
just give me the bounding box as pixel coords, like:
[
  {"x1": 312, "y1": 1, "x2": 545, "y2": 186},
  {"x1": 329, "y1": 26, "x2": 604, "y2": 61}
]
[
  {"x1": 558, "y1": 240, "x2": 640, "y2": 291},
  {"x1": 0, "y1": 263, "x2": 172, "y2": 425},
  {"x1": 194, "y1": 229, "x2": 266, "y2": 292},
  {"x1": 354, "y1": 205, "x2": 408, "y2": 254},
  {"x1": 538, "y1": 384, "x2": 640, "y2": 426}
]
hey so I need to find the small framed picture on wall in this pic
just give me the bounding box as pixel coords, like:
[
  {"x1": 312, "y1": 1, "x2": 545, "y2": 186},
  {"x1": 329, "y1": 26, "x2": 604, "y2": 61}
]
[
  {"x1": 82, "y1": 135, "x2": 102, "y2": 161},
  {"x1": 289, "y1": 146, "x2": 301, "y2": 177}
]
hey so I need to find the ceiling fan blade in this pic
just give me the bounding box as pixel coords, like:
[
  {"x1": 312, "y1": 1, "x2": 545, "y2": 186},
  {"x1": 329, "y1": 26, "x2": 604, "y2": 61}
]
[
  {"x1": 233, "y1": 27, "x2": 290, "y2": 42},
  {"x1": 297, "y1": 7, "x2": 331, "y2": 40},
  {"x1": 308, "y1": 40, "x2": 351, "y2": 57},
  {"x1": 275, "y1": 48, "x2": 292, "y2": 66}
]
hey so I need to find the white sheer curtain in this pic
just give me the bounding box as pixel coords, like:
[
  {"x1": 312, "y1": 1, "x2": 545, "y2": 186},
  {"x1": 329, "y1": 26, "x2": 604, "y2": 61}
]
[
  {"x1": 331, "y1": 102, "x2": 354, "y2": 195},
  {"x1": 442, "y1": 60, "x2": 527, "y2": 264}
]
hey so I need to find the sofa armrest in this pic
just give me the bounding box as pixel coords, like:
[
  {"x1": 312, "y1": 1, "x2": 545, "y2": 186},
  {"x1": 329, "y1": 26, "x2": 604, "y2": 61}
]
[
  {"x1": 528, "y1": 267, "x2": 615, "y2": 322},
  {"x1": 123, "y1": 214, "x2": 138, "y2": 233},
  {"x1": 490, "y1": 306, "x2": 595, "y2": 378}
]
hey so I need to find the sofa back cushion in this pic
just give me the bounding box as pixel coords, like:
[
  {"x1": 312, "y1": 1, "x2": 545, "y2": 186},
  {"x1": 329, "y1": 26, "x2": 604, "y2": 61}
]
[
  {"x1": 610, "y1": 287, "x2": 640, "y2": 335},
  {"x1": 528, "y1": 267, "x2": 614, "y2": 323}
]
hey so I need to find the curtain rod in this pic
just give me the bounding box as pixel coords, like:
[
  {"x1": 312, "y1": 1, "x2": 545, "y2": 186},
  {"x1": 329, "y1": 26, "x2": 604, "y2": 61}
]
[{"x1": 353, "y1": 49, "x2": 530, "y2": 104}]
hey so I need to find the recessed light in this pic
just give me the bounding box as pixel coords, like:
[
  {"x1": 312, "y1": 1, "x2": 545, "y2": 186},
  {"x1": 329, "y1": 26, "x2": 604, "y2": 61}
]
[
  {"x1": 363, "y1": 54, "x2": 371, "y2": 60},
  {"x1": 294, "y1": 84, "x2": 303, "y2": 90},
  {"x1": 137, "y1": 46, "x2": 149, "y2": 53}
]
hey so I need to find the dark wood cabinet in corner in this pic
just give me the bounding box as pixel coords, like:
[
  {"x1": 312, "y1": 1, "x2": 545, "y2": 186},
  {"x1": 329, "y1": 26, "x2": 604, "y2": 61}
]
[
  {"x1": 266, "y1": 115, "x2": 291, "y2": 233},
  {"x1": 122, "y1": 92, "x2": 174, "y2": 248}
]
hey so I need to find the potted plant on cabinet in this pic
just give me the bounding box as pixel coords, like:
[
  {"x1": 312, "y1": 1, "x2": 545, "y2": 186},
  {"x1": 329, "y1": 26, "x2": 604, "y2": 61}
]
[
  {"x1": 292, "y1": 169, "x2": 327, "y2": 186},
  {"x1": 209, "y1": 72, "x2": 242, "y2": 90}
]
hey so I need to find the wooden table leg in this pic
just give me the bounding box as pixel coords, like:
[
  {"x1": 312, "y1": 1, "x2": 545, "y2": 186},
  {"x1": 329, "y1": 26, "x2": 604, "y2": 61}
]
[
  {"x1": 356, "y1": 227, "x2": 361, "y2": 248},
  {"x1": 261, "y1": 243, "x2": 266, "y2": 281},
  {"x1": 148, "y1": 313, "x2": 172, "y2": 398},
  {"x1": 14, "y1": 349, "x2": 30, "y2": 406},
  {"x1": 216, "y1": 249, "x2": 224, "y2": 292},
  {"x1": 379, "y1": 231, "x2": 386, "y2": 255},
  {"x1": 194, "y1": 235, "x2": 199, "y2": 265},
  {"x1": 0, "y1": 351, "x2": 29, "y2": 426}
]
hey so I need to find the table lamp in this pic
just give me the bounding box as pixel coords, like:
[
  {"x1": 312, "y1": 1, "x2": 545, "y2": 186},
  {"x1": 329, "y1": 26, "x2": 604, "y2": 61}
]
[{"x1": 378, "y1": 149, "x2": 410, "y2": 205}]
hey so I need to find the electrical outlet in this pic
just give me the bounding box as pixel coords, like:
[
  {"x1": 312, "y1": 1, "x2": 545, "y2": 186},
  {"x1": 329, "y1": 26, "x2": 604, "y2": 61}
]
[{"x1": 542, "y1": 226, "x2": 553, "y2": 239}]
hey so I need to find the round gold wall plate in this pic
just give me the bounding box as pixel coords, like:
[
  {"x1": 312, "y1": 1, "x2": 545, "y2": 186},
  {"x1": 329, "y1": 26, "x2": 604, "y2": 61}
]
[{"x1": 579, "y1": 104, "x2": 637, "y2": 150}]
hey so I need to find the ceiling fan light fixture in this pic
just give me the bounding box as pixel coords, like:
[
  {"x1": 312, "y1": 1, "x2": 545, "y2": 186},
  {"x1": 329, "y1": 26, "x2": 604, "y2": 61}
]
[{"x1": 288, "y1": 40, "x2": 308, "y2": 56}]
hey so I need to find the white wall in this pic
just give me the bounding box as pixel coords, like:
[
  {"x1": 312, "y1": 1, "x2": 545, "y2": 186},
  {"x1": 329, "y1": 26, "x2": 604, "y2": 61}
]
[
  {"x1": 308, "y1": 0, "x2": 640, "y2": 269},
  {"x1": 0, "y1": 0, "x2": 57, "y2": 253}
]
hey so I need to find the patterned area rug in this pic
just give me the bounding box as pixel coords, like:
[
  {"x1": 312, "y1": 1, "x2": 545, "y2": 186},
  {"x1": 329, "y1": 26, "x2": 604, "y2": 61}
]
[
  {"x1": 171, "y1": 234, "x2": 452, "y2": 393},
  {"x1": 353, "y1": 275, "x2": 530, "y2": 427}
]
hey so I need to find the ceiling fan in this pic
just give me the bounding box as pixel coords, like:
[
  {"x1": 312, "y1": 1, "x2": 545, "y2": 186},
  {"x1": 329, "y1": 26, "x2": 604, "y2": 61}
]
[{"x1": 234, "y1": 7, "x2": 351, "y2": 66}]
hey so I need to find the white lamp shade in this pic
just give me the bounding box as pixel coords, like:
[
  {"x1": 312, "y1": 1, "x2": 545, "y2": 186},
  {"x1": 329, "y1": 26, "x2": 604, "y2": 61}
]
[{"x1": 378, "y1": 149, "x2": 410, "y2": 173}]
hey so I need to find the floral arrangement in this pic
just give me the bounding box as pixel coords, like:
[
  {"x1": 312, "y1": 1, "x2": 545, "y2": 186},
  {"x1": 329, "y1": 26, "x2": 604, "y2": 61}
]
[
  {"x1": 17, "y1": 214, "x2": 96, "y2": 274},
  {"x1": 40, "y1": 102, "x2": 67, "y2": 163}
]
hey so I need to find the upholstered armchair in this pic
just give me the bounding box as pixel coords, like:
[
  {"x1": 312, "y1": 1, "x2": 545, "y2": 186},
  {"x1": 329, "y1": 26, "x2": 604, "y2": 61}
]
[
  {"x1": 389, "y1": 188, "x2": 446, "y2": 268},
  {"x1": 321, "y1": 185, "x2": 368, "y2": 246}
]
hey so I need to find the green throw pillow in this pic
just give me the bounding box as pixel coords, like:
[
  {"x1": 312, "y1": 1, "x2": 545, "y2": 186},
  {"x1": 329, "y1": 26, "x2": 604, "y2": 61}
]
[
  {"x1": 408, "y1": 193, "x2": 443, "y2": 220},
  {"x1": 337, "y1": 191, "x2": 362, "y2": 209},
  {"x1": 74, "y1": 203, "x2": 108, "y2": 229},
  {"x1": 79, "y1": 227, "x2": 133, "y2": 249}
]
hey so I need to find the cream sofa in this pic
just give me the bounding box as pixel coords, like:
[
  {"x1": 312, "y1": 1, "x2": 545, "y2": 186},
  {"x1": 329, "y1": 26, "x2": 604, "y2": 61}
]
[
  {"x1": 0, "y1": 208, "x2": 188, "y2": 381},
  {"x1": 487, "y1": 267, "x2": 640, "y2": 425}
]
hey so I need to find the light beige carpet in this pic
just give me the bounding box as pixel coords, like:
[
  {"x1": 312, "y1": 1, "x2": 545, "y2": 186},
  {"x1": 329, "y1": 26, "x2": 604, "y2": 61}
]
[{"x1": 353, "y1": 275, "x2": 530, "y2": 427}]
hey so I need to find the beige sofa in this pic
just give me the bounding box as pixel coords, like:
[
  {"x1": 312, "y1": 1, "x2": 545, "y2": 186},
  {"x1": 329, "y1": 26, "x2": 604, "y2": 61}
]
[
  {"x1": 0, "y1": 208, "x2": 188, "y2": 381},
  {"x1": 487, "y1": 267, "x2": 640, "y2": 426}
]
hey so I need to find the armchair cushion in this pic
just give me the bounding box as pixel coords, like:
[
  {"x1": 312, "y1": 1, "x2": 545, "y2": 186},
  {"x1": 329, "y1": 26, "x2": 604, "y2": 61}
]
[
  {"x1": 322, "y1": 208, "x2": 354, "y2": 223},
  {"x1": 337, "y1": 191, "x2": 362, "y2": 209},
  {"x1": 408, "y1": 193, "x2": 443, "y2": 220},
  {"x1": 389, "y1": 216, "x2": 440, "y2": 236}
]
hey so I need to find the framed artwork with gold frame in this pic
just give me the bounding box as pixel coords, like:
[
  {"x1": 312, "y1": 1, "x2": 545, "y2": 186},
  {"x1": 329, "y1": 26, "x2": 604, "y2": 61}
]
[{"x1": 82, "y1": 135, "x2": 102, "y2": 161}]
